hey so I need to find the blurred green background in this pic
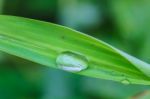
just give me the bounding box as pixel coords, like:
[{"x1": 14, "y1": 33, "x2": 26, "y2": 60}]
[{"x1": 0, "y1": 0, "x2": 150, "y2": 99}]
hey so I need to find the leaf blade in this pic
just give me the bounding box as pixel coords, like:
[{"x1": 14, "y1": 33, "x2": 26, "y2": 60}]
[{"x1": 0, "y1": 15, "x2": 150, "y2": 85}]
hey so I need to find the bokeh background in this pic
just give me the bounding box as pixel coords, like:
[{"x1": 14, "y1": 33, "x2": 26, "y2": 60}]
[{"x1": 0, "y1": 0, "x2": 150, "y2": 99}]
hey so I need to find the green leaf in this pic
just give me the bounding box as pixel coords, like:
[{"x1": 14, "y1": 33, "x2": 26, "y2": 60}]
[{"x1": 0, "y1": 15, "x2": 150, "y2": 85}]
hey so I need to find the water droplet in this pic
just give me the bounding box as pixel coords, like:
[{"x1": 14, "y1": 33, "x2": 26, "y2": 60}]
[
  {"x1": 0, "y1": 35, "x2": 5, "y2": 39},
  {"x1": 121, "y1": 79, "x2": 130, "y2": 85},
  {"x1": 56, "y1": 51, "x2": 88, "y2": 72}
]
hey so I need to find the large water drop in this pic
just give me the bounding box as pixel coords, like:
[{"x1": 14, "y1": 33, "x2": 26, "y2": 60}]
[{"x1": 56, "y1": 51, "x2": 88, "y2": 72}]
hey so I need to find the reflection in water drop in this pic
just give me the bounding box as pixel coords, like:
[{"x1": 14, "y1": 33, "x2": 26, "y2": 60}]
[
  {"x1": 121, "y1": 79, "x2": 130, "y2": 85},
  {"x1": 56, "y1": 51, "x2": 88, "y2": 72}
]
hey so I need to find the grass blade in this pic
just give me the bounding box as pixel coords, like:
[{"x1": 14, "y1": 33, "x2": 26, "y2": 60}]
[{"x1": 0, "y1": 15, "x2": 150, "y2": 85}]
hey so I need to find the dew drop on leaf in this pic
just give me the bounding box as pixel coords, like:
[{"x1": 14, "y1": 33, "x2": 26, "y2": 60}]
[{"x1": 56, "y1": 51, "x2": 88, "y2": 72}]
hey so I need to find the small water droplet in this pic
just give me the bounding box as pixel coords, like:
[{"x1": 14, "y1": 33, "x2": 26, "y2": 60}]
[
  {"x1": 56, "y1": 51, "x2": 88, "y2": 72},
  {"x1": 0, "y1": 35, "x2": 5, "y2": 39},
  {"x1": 121, "y1": 79, "x2": 130, "y2": 85}
]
